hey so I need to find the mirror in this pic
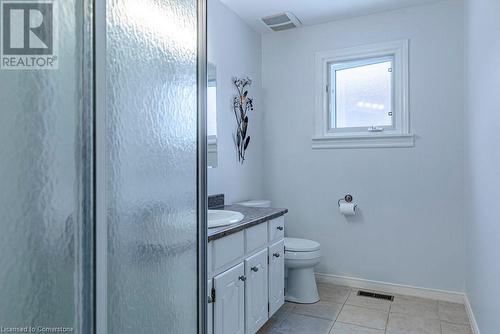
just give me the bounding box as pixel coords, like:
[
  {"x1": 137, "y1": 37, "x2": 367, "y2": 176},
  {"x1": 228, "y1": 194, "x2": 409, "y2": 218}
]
[{"x1": 207, "y1": 62, "x2": 218, "y2": 168}]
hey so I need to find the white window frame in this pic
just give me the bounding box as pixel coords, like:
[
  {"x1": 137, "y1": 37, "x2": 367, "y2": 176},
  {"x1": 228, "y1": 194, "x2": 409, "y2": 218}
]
[{"x1": 313, "y1": 40, "x2": 413, "y2": 149}]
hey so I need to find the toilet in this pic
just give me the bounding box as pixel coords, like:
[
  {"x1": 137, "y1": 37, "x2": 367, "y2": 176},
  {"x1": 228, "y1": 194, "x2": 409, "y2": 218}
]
[
  {"x1": 236, "y1": 200, "x2": 322, "y2": 304},
  {"x1": 284, "y1": 237, "x2": 321, "y2": 304}
]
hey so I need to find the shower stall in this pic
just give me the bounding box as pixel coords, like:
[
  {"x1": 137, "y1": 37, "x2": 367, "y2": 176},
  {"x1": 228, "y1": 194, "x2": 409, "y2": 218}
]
[{"x1": 0, "y1": 0, "x2": 207, "y2": 332}]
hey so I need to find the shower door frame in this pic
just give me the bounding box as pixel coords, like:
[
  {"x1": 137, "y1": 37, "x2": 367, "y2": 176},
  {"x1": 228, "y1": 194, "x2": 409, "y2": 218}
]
[{"x1": 93, "y1": 0, "x2": 208, "y2": 333}]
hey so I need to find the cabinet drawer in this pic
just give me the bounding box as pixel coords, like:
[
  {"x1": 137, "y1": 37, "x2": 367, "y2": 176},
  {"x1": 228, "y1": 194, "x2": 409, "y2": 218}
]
[
  {"x1": 213, "y1": 231, "x2": 245, "y2": 271},
  {"x1": 268, "y1": 216, "x2": 285, "y2": 242},
  {"x1": 245, "y1": 223, "x2": 268, "y2": 254}
]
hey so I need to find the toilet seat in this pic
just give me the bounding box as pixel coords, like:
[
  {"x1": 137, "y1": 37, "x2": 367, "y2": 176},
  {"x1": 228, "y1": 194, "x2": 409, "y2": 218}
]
[
  {"x1": 285, "y1": 237, "x2": 320, "y2": 252},
  {"x1": 285, "y1": 249, "x2": 321, "y2": 260}
]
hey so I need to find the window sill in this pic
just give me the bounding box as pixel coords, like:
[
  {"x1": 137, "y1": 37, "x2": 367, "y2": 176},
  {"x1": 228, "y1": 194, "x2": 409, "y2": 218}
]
[{"x1": 311, "y1": 133, "x2": 414, "y2": 149}]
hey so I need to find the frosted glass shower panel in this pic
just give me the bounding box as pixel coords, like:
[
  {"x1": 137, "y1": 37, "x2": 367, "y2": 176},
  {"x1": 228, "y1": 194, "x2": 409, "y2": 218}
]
[
  {"x1": 105, "y1": 0, "x2": 199, "y2": 333},
  {"x1": 0, "y1": 0, "x2": 92, "y2": 331}
]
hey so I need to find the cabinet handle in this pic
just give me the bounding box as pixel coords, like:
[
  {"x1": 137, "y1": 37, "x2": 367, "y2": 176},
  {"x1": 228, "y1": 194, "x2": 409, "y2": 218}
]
[
  {"x1": 251, "y1": 266, "x2": 259, "y2": 272},
  {"x1": 273, "y1": 253, "x2": 280, "y2": 258},
  {"x1": 238, "y1": 275, "x2": 246, "y2": 282},
  {"x1": 276, "y1": 226, "x2": 284, "y2": 231}
]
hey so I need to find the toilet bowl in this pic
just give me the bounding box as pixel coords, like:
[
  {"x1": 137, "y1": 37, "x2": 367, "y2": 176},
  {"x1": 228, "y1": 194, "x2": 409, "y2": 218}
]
[{"x1": 285, "y1": 237, "x2": 321, "y2": 304}]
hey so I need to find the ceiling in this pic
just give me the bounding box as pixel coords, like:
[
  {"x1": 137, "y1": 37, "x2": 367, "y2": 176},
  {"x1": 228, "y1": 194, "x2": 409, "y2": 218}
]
[{"x1": 219, "y1": 0, "x2": 444, "y2": 33}]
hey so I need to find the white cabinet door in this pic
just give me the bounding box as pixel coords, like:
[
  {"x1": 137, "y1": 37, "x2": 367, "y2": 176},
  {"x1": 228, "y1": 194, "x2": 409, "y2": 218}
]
[
  {"x1": 214, "y1": 263, "x2": 245, "y2": 334},
  {"x1": 208, "y1": 279, "x2": 213, "y2": 334},
  {"x1": 244, "y1": 249, "x2": 269, "y2": 334},
  {"x1": 268, "y1": 240, "x2": 285, "y2": 317}
]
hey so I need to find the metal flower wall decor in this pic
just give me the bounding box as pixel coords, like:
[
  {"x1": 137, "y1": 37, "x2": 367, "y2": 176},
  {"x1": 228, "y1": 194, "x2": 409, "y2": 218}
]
[{"x1": 233, "y1": 77, "x2": 254, "y2": 163}]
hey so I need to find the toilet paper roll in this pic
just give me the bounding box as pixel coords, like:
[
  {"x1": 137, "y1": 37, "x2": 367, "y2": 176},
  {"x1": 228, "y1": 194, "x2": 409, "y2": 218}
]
[{"x1": 339, "y1": 202, "x2": 356, "y2": 216}]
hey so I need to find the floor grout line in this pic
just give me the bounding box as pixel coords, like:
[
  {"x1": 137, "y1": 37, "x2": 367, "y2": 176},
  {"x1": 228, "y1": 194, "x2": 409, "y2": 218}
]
[
  {"x1": 384, "y1": 300, "x2": 393, "y2": 334},
  {"x1": 327, "y1": 286, "x2": 351, "y2": 333}
]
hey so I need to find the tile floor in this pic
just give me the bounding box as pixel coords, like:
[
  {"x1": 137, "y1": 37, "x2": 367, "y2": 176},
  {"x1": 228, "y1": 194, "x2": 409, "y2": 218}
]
[{"x1": 257, "y1": 282, "x2": 473, "y2": 334}]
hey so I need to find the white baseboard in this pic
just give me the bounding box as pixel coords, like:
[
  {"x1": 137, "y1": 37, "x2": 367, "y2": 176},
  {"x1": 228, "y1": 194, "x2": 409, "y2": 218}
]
[
  {"x1": 315, "y1": 272, "x2": 465, "y2": 303},
  {"x1": 464, "y1": 295, "x2": 481, "y2": 334}
]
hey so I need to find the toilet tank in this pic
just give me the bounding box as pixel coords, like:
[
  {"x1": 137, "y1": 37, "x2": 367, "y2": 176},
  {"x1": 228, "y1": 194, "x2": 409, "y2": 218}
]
[{"x1": 236, "y1": 200, "x2": 271, "y2": 208}]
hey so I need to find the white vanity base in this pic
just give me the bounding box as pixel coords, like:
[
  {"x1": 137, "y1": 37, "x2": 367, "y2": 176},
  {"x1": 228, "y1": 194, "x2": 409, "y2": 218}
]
[{"x1": 208, "y1": 215, "x2": 286, "y2": 334}]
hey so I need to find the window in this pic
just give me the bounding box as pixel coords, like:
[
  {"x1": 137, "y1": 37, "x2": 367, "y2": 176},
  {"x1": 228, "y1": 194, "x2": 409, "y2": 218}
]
[{"x1": 313, "y1": 40, "x2": 413, "y2": 149}]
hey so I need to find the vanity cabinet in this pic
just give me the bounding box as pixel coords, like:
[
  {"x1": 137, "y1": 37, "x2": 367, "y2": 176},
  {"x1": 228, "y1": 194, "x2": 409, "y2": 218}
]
[{"x1": 208, "y1": 216, "x2": 285, "y2": 334}]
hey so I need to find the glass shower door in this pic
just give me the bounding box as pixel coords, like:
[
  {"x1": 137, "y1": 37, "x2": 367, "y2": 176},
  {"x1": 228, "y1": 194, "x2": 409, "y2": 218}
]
[
  {"x1": 0, "y1": 0, "x2": 94, "y2": 332},
  {"x1": 102, "y1": 0, "x2": 205, "y2": 333}
]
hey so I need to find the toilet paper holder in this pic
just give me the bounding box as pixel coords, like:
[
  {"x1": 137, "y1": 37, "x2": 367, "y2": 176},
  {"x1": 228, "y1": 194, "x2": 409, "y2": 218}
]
[{"x1": 338, "y1": 194, "x2": 354, "y2": 206}]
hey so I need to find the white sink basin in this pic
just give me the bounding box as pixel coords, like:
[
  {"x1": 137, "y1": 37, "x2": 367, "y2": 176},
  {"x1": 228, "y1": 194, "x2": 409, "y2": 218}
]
[{"x1": 208, "y1": 210, "x2": 244, "y2": 228}]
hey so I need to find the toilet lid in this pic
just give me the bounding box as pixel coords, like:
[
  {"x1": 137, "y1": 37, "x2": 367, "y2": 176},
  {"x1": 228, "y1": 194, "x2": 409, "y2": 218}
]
[
  {"x1": 236, "y1": 200, "x2": 271, "y2": 208},
  {"x1": 285, "y1": 237, "x2": 320, "y2": 252}
]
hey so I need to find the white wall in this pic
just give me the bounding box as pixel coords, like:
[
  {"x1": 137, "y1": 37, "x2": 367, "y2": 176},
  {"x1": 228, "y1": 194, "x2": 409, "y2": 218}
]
[
  {"x1": 207, "y1": 0, "x2": 265, "y2": 203},
  {"x1": 262, "y1": 0, "x2": 465, "y2": 291},
  {"x1": 465, "y1": 0, "x2": 500, "y2": 331}
]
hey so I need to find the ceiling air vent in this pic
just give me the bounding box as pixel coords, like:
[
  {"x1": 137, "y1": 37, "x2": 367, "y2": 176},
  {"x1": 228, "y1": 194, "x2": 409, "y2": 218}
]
[{"x1": 261, "y1": 12, "x2": 301, "y2": 32}]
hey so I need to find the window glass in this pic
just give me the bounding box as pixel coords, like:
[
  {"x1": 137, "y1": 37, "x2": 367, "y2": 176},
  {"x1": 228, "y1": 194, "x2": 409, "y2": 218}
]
[{"x1": 330, "y1": 59, "x2": 393, "y2": 129}]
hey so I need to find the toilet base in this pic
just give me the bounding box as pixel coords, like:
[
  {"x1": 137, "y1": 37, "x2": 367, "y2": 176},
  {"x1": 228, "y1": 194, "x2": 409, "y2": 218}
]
[{"x1": 285, "y1": 267, "x2": 320, "y2": 304}]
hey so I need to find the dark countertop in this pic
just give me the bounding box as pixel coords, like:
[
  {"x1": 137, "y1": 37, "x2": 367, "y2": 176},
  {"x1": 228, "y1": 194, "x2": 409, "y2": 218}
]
[{"x1": 208, "y1": 204, "x2": 288, "y2": 242}]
